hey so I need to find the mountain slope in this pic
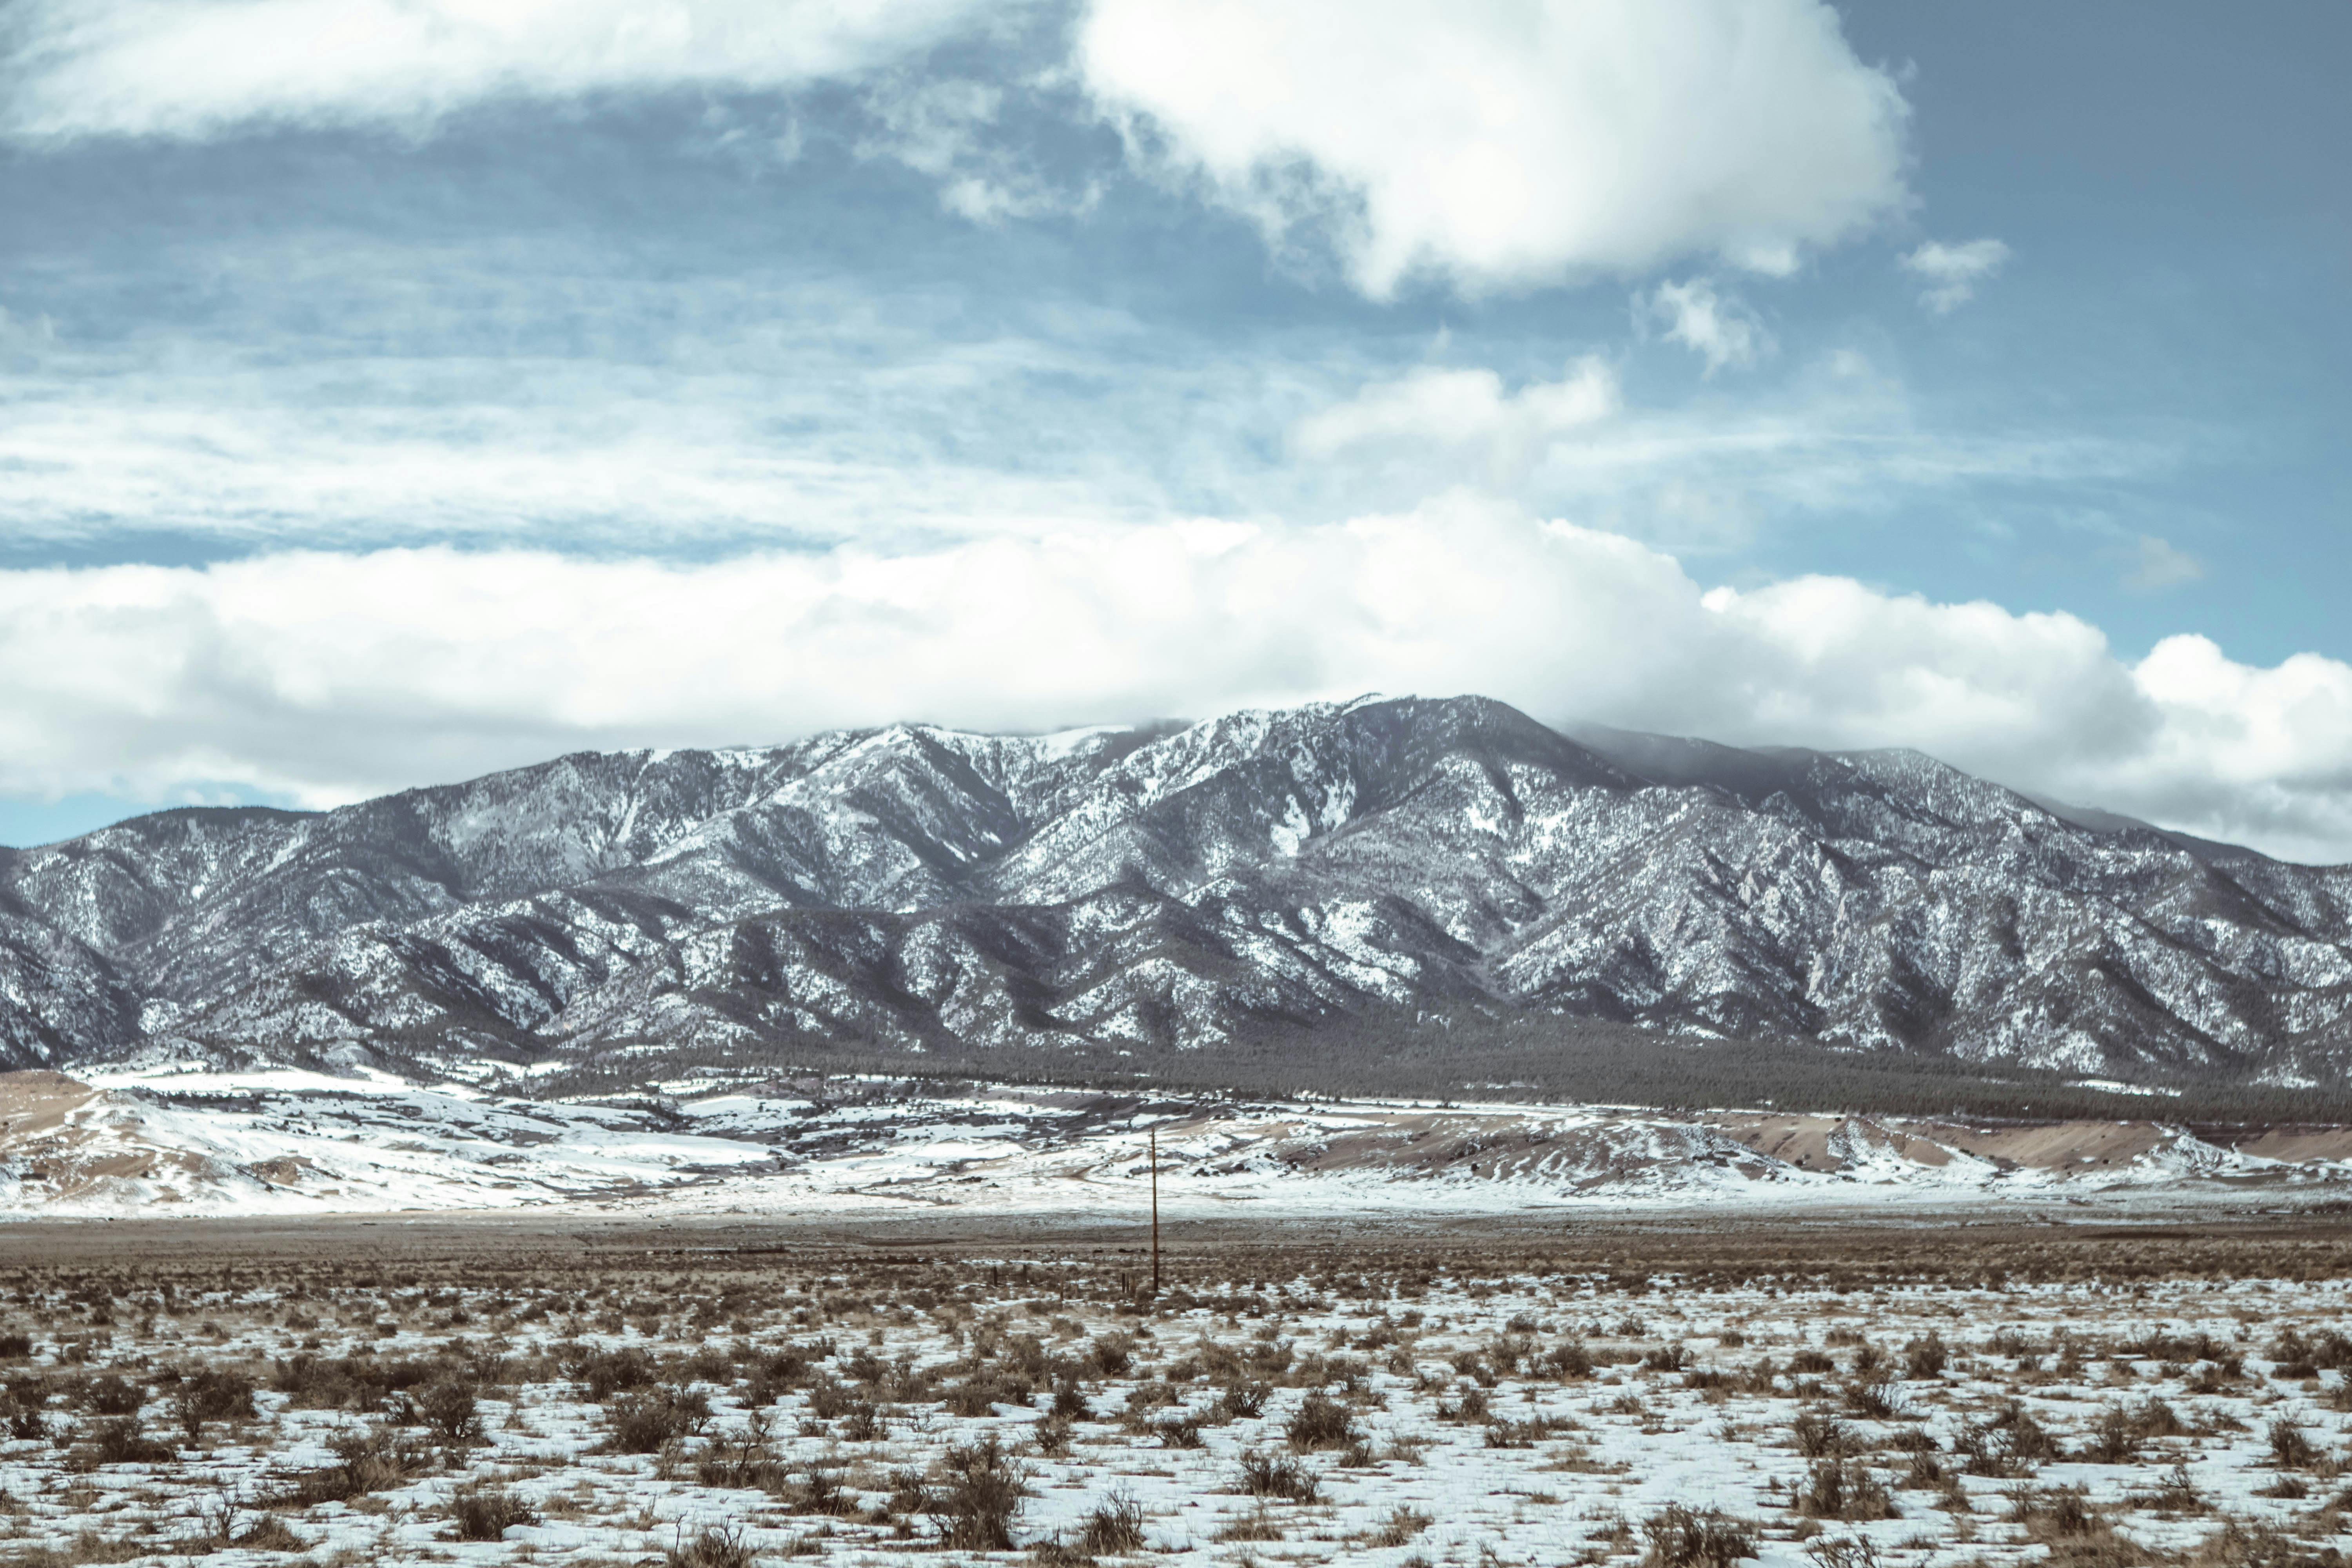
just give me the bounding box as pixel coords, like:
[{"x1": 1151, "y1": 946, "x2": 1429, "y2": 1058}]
[{"x1": 3, "y1": 695, "x2": 2349, "y2": 1085}]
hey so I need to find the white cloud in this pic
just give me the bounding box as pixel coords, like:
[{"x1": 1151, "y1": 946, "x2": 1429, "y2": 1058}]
[
  {"x1": 1279, "y1": 346, "x2": 2161, "y2": 557},
  {"x1": 856, "y1": 75, "x2": 1094, "y2": 225},
  {"x1": 1076, "y1": 0, "x2": 1911, "y2": 298},
  {"x1": 0, "y1": 306, "x2": 59, "y2": 359},
  {"x1": 2, "y1": 498, "x2": 2348, "y2": 863},
  {"x1": 1902, "y1": 237, "x2": 2012, "y2": 313},
  {"x1": 0, "y1": 235, "x2": 1213, "y2": 549},
  {"x1": 2125, "y1": 534, "x2": 2206, "y2": 592},
  {"x1": 0, "y1": 226, "x2": 2172, "y2": 568},
  {"x1": 0, "y1": 0, "x2": 1000, "y2": 140},
  {"x1": 1291, "y1": 357, "x2": 1620, "y2": 484},
  {"x1": 1643, "y1": 278, "x2": 1769, "y2": 375}
]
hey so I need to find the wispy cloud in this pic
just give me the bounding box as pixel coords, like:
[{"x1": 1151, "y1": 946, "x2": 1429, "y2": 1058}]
[
  {"x1": 1642, "y1": 278, "x2": 1770, "y2": 374},
  {"x1": 2125, "y1": 533, "x2": 2207, "y2": 592},
  {"x1": 0, "y1": 0, "x2": 1007, "y2": 141},
  {"x1": 1902, "y1": 238, "x2": 2013, "y2": 312},
  {"x1": 0, "y1": 226, "x2": 2174, "y2": 563},
  {"x1": 1281, "y1": 346, "x2": 2171, "y2": 557},
  {"x1": 1291, "y1": 358, "x2": 1620, "y2": 485},
  {"x1": 0, "y1": 233, "x2": 1226, "y2": 551}
]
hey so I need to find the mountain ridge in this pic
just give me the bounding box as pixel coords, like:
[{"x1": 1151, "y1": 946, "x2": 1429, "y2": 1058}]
[{"x1": 2, "y1": 694, "x2": 2348, "y2": 1088}]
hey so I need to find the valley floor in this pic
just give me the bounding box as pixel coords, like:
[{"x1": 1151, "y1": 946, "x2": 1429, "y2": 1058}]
[
  {"x1": 5, "y1": 1066, "x2": 2351, "y2": 1223},
  {"x1": 1, "y1": 1218, "x2": 2351, "y2": 1567}
]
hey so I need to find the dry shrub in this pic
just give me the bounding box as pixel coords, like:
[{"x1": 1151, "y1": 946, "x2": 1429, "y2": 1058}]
[
  {"x1": 604, "y1": 1386, "x2": 712, "y2": 1453},
  {"x1": 77, "y1": 1415, "x2": 176, "y2": 1466},
  {"x1": 1486, "y1": 1416, "x2": 1574, "y2": 1449},
  {"x1": 1284, "y1": 1391, "x2": 1358, "y2": 1451},
  {"x1": 1901, "y1": 1334, "x2": 1949, "y2": 1379},
  {"x1": 1372, "y1": 1506, "x2": 1434, "y2": 1547},
  {"x1": 805, "y1": 1377, "x2": 857, "y2": 1419},
  {"x1": 0, "y1": 1383, "x2": 50, "y2": 1442},
  {"x1": 1797, "y1": 1460, "x2": 1897, "y2": 1522},
  {"x1": 76, "y1": 1374, "x2": 143, "y2": 1416},
  {"x1": 401, "y1": 1377, "x2": 483, "y2": 1444},
  {"x1": 789, "y1": 1463, "x2": 856, "y2": 1517},
  {"x1": 1642, "y1": 1504, "x2": 1758, "y2": 1568},
  {"x1": 1842, "y1": 1376, "x2": 1904, "y2": 1419},
  {"x1": 667, "y1": 1522, "x2": 758, "y2": 1568},
  {"x1": 2145, "y1": 1461, "x2": 2206, "y2": 1515},
  {"x1": 450, "y1": 1483, "x2": 539, "y2": 1541},
  {"x1": 1079, "y1": 1489, "x2": 1147, "y2": 1555},
  {"x1": 2270, "y1": 1327, "x2": 2352, "y2": 1378},
  {"x1": 2187, "y1": 1359, "x2": 2247, "y2": 1394},
  {"x1": 1539, "y1": 1340, "x2": 1595, "y2": 1379},
  {"x1": 944, "y1": 1375, "x2": 1027, "y2": 1417},
  {"x1": 1053, "y1": 1379, "x2": 1094, "y2": 1419},
  {"x1": 1443, "y1": 1386, "x2": 1495, "y2": 1422},
  {"x1": 746, "y1": 1348, "x2": 810, "y2": 1405},
  {"x1": 1217, "y1": 1506, "x2": 1287, "y2": 1543},
  {"x1": 2268, "y1": 1417, "x2": 2319, "y2": 1470},
  {"x1": 927, "y1": 1435, "x2": 1026, "y2": 1551},
  {"x1": 1792, "y1": 1410, "x2": 1857, "y2": 1459},
  {"x1": 227, "y1": 1514, "x2": 308, "y2": 1552},
  {"x1": 2195, "y1": 1520, "x2": 2347, "y2": 1568},
  {"x1": 1959, "y1": 1400, "x2": 2058, "y2": 1477},
  {"x1": 1152, "y1": 1414, "x2": 1203, "y2": 1448},
  {"x1": 1235, "y1": 1449, "x2": 1319, "y2": 1503},
  {"x1": 2006, "y1": 1485, "x2": 2150, "y2": 1568},
  {"x1": 279, "y1": 1422, "x2": 431, "y2": 1506},
  {"x1": 573, "y1": 1345, "x2": 659, "y2": 1399},
  {"x1": 1806, "y1": 1536, "x2": 1880, "y2": 1568},
  {"x1": 1216, "y1": 1381, "x2": 1270, "y2": 1419},
  {"x1": 2083, "y1": 1403, "x2": 2144, "y2": 1465},
  {"x1": 165, "y1": 1368, "x2": 255, "y2": 1444},
  {"x1": 11, "y1": 1528, "x2": 147, "y2": 1563}
]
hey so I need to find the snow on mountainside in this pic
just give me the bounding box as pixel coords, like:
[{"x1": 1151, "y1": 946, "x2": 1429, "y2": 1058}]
[{"x1": 2, "y1": 694, "x2": 2350, "y2": 1085}]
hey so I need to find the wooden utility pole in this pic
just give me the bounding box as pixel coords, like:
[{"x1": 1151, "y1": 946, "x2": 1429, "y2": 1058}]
[{"x1": 1149, "y1": 1124, "x2": 1161, "y2": 1296}]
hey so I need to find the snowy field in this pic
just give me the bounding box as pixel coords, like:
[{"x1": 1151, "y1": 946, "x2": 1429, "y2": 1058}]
[
  {"x1": 2, "y1": 1224, "x2": 2351, "y2": 1566},
  {"x1": 6, "y1": 1065, "x2": 2352, "y2": 1221}
]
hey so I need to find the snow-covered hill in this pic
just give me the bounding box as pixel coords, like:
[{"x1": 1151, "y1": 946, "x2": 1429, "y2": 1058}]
[
  {"x1": 3, "y1": 695, "x2": 2350, "y2": 1083},
  {"x1": 5, "y1": 1066, "x2": 2346, "y2": 1219}
]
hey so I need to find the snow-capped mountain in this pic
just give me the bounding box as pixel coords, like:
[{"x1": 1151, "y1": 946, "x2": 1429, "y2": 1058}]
[{"x1": 4, "y1": 695, "x2": 2349, "y2": 1083}]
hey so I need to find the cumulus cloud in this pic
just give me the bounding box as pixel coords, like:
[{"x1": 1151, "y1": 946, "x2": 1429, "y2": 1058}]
[
  {"x1": 1291, "y1": 358, "x2": 1620, "y2": 484},
  {"x1": 0, "y1": 0, "x2": 1000, "y2": 140},
  {"x1": 1643, "y1": 278, "x2": 1769, "y2": 374},
  {"x1": 1902, "y1": 238, "x2": 2012, "y2": 312},
  {"x1": 2125, "y1": 534, "x2": 2207, "y2": 592},
  {"x1": 2, "y1": 498, "x2": 2347, "y2": 863},
  {"x1": 1077, "y1": 0, "x2": 1911, "y2": 297}
]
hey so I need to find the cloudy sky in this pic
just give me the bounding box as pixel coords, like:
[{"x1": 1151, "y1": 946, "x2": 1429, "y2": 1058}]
[{"x1": 1, "y1": 0, "x2": 2347, "y2": 860}]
